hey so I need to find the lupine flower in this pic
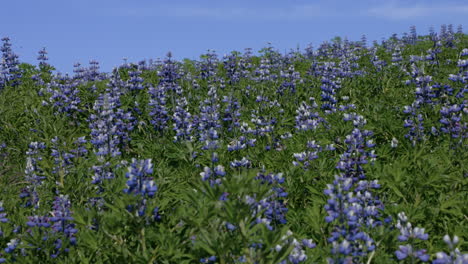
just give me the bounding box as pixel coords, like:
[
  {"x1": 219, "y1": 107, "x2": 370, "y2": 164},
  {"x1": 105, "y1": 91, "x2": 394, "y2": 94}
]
[
  {"x1": 237, "y1": 48, "x2": 253, "y2": 80},
  {"x1": 200, "y1": 255, "x2": 217, "y2": 263},
  {"x1": 403, "y1": 102, "x2": 426, "y2": 146},
  {"x1": 21, "y1": 142, "x2": 46, "y2": 208},
  {"x1": 124, "y1": 159, "x2": 157, "y2": 198},
  {"x1": 124, "y1": 159, "x2": 160, "y2": 219},
  {"x1": 50, "y1": 137, "x2": 75, "y2": 178},
  {"x1": 0, "y1": 37, "x2": 22, "y2": 89},
  {"x1": 198, "y1": 50, "x2": 218, "y2": 83},
  {"x1": 85, "y1": 60, "x2": 103, "y2": 82},
  {"x1": 325, "y1": 127, "x2": 382, "y2": 262},
  {"x1": 319, "y1": 63, "x2": 341, "y2": 113},
  {"x1": 433, "y1": 235, "x2": 468, "y2": 264},
  {"x1": 25, "y1": 195, "x2": 77, "y2": 258},
  {"x1": 221, "y1": 95, "x2": 241, "y2": 132},
  {"x1": 72, "y1": 62, "x2": 86, "y2": 83},
  {"x1": 395, "y1": 245, "x2": 430, "y2": 262},
  {"x1": 324, "y1": 175, "x2": 379, "y2": 260},
  {"x1": 336, "y1": 128, "x2": 376, "y2": 181},
  {"x1": 371, "y1": 52, "x2": 387, "y2": 72},
  {"x1": 4, "y1": 239, "x2": 19, "y2": 254},
  {"x1": 223, "y1": 53, "x2": 241, "y2": 85},
  {"x1": 230, "y1": 157, "x2": 251, "y2": 168},
  {"x1": 70, "y1": 137, "x2": 88, "y2": 157},
  {"x1": 276, "y1": 230, "x2": 315, "y2": 264},
  {"x1": 89, "y1": 82, "x2": 134, "y2": 189},
  {"x1": 439, "y1": 104, "x2": 467, "y2": 143},
  {"x1": 254, "y1": 57, "x2": 275, "y2": 82},
  {"x1": 198, "y1": 86, "x2": 222, "y2": 150},
  {"x1": 292, "y1": 140, "x2": 322, "y2": 170},
  {"x1": 277, "y1": 65, "x2": 302, "y2": 95},
  {"x1": 295, "y1": 98, "x2": 324, "y2": 131},
  {"x1": 173, "y1": 97, "x2": 195, "y2": 142},
  {"x1": 391, "y1": 46, "x2": 403, "y2": 66},
  {"x1": 90, "y1": 94, "x2": 122, "y2": 158},
  {"x1": 395, "y1": 212, "x2": 430, "y2": 262},
  {"x1": 0, "y1": 202, "x2": 8, "y2": 223},
  {"x1": 50, "y1": 195, "x2": 78, "y2": 251},
  {"x1": 32, "y1": 47, "x2": 52, "y2": 85},
  {"x1": 127, "y1": 68, "x2": 144, "y2": 91},
  {"x1": 41, "y1": 73, "x2": 82, "y2": 116},
  {"x1": 200, "y1": 165, "x2": 226, "y2": 186},
  {"x1": 227, "y1": 134, "x2": 256, "y2": 152},
  {"x1": 148, "y1": 84, "x2": 169, "y2": 133},
  {"x1": 246, "y1": 172, "x2": 288, "y2": 230}
]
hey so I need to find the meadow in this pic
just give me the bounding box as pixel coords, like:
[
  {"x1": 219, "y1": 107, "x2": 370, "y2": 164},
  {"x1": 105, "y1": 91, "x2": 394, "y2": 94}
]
[{"x1": 0, "y1": 25, "x2": 467, "y2": 263}]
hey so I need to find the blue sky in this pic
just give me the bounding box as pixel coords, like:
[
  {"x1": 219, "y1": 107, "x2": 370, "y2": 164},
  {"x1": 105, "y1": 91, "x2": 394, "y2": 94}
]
[{"x1": 1, "y1": 0, "x2": 467, "y2": 74}]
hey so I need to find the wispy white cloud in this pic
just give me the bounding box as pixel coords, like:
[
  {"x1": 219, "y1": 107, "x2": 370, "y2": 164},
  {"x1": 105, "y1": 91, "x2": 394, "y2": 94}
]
[
  {"x1": 111, "y1": 4, "x2": 330, "y2": 21},
  {"x1": 367, "y1": 1, "x2": 468, "y2": 20}
]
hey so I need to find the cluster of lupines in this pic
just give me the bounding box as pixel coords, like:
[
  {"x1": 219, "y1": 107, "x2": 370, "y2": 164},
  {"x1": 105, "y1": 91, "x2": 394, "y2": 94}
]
[
  {"x1": 1, "y1": 26, "x2": 468, "y2": 263},
  {"x1": 0, "y1": 37, "x2": 22, "y2": 89},
  {"x1": 20, "y1": 142, "x2": 47, "y2": 208},
  {"x1": 123, "y1": 159, "x2": 160, "y2": 221}
]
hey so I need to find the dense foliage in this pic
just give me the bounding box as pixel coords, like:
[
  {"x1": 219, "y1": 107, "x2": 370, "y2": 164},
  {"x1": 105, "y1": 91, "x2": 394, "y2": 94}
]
[{"x1": 0, "y1": 24, "x2": 467, "y2": 263}]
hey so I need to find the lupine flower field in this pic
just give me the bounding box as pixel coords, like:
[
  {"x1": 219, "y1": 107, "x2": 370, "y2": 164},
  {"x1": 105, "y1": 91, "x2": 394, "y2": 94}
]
[{"x1": 0, "y1": 25, "x2": 467, "y2": 263}]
